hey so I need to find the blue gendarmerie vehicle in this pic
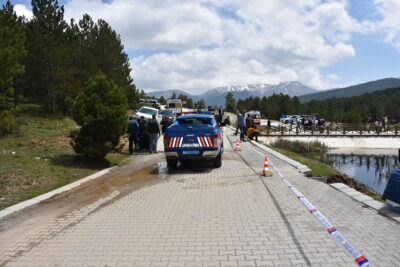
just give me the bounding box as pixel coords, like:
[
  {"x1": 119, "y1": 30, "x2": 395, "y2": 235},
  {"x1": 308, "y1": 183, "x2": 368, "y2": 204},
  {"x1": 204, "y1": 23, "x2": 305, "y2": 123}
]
[{"x1": 163, "y1": 114, "x2": 223, "y2": 168}]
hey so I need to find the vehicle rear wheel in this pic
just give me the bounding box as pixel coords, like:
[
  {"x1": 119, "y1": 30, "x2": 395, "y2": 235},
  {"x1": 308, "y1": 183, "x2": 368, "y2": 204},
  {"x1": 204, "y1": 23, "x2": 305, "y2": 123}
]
[
  {"x1": 167, "y1": 158, "x2": 178, "y2": 169},
  {"x1": 213, "y1": 152, "x2": 222, "y2": 168}
]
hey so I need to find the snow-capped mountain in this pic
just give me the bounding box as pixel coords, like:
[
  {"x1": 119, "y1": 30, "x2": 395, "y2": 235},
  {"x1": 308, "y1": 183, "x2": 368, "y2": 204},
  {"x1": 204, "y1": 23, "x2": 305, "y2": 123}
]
[{"x1": 146, "y1": 81, "x2": 316, "y2": 106}]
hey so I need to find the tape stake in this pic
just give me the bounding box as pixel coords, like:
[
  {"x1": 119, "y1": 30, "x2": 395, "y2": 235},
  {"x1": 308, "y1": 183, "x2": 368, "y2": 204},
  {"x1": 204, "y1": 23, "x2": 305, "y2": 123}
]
[
  {"x1": 257, "y1": 151, "x2": 373, "y2": 267},
  {"x1": 355, "y1": 256, "x2": 369, "y2": 266},
  {"x1": 327, "y1": 227, "x2": 337, "y2": 234}
]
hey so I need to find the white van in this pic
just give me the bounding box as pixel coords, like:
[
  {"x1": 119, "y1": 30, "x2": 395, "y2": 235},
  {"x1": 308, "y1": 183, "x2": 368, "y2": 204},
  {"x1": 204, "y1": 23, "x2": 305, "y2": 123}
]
[
  {"x1": 141, "y1": 99, "x2": 160, "y2": 109},
  {"x1": 166, "y1": 99, "x2": 183, "y2": 117}
]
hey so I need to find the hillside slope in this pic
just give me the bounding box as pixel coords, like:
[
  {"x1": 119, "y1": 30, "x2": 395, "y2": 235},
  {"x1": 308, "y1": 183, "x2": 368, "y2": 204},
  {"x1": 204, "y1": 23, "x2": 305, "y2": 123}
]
[{"x1": 298, "y1": 78, "x2": 400, "y2": 103}]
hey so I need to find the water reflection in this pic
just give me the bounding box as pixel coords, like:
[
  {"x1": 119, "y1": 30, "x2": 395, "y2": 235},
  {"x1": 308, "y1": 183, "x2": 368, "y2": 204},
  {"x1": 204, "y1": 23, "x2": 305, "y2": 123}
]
[{"x1": 328, "y1": 149, "x2": 399, "y2": 194}]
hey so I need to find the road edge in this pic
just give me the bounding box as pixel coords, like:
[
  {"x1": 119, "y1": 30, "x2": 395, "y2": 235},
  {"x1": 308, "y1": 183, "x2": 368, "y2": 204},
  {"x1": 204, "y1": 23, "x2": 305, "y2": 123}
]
[
  {"x1": 0, "y1": 166, "x2": 116, "y2": 220},
  {"x1": 225, "y1": 125, "x2": 311, "y2": 174}
]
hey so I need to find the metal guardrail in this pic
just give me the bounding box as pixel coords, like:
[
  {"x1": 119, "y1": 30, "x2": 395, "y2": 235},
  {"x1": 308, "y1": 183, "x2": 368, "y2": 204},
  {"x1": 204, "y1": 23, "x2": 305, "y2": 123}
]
[{"x1": 258, "y1": 124, "x2": 399, "y2": 137}]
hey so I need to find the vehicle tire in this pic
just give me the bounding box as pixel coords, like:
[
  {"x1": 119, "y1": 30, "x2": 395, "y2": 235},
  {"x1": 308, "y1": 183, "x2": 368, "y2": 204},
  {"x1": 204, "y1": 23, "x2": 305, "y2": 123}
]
[
  {"x1": 213, "y1": 152, "x2": 222, "y2": 168},
  {"x1": 167, "y1": 158, "x2": 178, "y2": 169}
]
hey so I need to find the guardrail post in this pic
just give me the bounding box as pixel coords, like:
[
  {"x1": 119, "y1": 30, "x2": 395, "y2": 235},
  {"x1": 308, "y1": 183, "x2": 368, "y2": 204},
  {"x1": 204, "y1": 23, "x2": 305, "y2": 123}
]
[
  {"x1": 311, "y1": 127, "x2": 314, "y2": 135},
  {"x1": 296, "y1": 126, "x2": 299, "y2": 135},
  {"x1": 327, "y1": 126, "x2": 330, "y2": 135},
  {"x1": 395, "y1": 126, "x2": 398, "y2": 136},
  {"x1": 359, "y1": 128, "x2": 362, "y2": 135},
  {"x1": 343, "y1": 128, "x2": 346, "y2": 136},
  {"x1": 281, "y1": 126, "x2": 284, "y2": 135},
  {"x1": 266, "y1": 127, "x2": 270, "y2": 136}
]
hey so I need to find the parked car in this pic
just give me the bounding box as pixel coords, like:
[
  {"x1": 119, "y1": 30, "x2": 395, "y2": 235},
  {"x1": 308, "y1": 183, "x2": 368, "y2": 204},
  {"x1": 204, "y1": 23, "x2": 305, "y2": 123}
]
[
  {"x1": 160, "y1": 109, "x2": 175, "y2": 121},
  {"x1": 164, "y1": 114, "x2": 223, "y2": 168},
  {"x1": 134, "y1": 106, "x2": 162, "y2": 123},
  {"x1": 280, "y1": 115, "x2": 291, "y2": 124}
]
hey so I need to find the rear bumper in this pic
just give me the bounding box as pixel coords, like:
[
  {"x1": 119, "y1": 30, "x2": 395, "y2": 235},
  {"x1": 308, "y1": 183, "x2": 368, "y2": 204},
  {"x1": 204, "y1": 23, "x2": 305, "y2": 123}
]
[{"x1": 165, "y1": 149, "x2": 220, "y2": 160}]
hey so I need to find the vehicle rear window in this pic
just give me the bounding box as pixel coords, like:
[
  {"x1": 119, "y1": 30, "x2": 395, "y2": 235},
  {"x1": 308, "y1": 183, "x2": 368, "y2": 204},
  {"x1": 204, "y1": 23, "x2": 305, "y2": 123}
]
[{"x1": 178, "y1": 118, "x2": 212, "y2": 125}]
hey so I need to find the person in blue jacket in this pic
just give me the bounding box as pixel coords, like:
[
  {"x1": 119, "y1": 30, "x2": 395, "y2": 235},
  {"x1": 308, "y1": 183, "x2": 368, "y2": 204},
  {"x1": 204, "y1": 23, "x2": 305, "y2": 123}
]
[{"x1": 127, "y1": 116, "x2": 140, "y2": 154}]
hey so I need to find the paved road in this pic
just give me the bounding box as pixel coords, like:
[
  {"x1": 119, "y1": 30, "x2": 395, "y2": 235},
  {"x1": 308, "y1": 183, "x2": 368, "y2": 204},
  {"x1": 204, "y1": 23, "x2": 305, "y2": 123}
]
[{"x1": 0, "y1": 128, "x2": 399, "y2": 266}]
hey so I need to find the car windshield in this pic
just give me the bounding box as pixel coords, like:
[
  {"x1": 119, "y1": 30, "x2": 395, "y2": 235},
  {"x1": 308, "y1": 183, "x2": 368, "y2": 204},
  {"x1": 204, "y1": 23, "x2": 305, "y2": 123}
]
[
  {"x1": 178, "y1": 118, "x2": 212, "y2": 125},
  {"x1": 161, "y1": 110, "x2": 174, "y2": 116},
  {"x1": 139, "y1": 107, "x2": 158, "y2": 115}
]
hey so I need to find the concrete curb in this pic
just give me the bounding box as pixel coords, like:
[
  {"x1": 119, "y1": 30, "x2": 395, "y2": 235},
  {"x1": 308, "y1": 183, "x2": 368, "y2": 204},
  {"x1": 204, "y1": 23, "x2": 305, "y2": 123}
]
[
  {"x1": 0, "y1": 166, "x2": 116, "y2": 220},
  {"x1": 225, "y1": 125, "x2": 311, "y2": 174},
  {"x1": 331, "y1": 183, "x2": 400, "y2": 223}
]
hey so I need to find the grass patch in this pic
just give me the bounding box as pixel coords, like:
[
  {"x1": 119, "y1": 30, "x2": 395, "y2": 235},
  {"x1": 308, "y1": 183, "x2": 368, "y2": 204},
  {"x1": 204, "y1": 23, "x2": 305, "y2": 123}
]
[
  {"x1": 268, "y1": 144, "x2": 383, "y2": 201},
  {"x1": 0, "y1": 104, "x2": 131, "y2": 210},
  {"x1": 270, "y1": 147, "x2": 337, "y2": 177}
]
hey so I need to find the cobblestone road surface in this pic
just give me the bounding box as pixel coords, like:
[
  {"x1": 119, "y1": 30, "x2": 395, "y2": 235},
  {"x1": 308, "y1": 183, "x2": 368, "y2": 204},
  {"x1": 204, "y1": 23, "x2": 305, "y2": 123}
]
[{"x1": 0, "y1": 128, "x2": 399, "y2": 266}]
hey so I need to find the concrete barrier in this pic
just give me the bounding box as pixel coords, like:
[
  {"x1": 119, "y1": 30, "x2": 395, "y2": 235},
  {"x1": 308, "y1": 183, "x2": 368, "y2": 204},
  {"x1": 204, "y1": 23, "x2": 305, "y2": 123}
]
[{"x1": 261, "y1": 135, "x2": 400, "y2": 149}]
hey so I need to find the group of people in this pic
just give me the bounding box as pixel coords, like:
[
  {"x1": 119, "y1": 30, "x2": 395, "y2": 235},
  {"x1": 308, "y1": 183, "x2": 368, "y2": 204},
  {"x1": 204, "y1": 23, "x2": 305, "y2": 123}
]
[
  {"x1": 127, "y1": 115, "x2": 173, "y2": 154},
  {"x1": 366, "y1": 116, "x2": 387, "y2": 133},
  {"x1": 235, "y1": 111, "x2": 261, "y2": 142}
]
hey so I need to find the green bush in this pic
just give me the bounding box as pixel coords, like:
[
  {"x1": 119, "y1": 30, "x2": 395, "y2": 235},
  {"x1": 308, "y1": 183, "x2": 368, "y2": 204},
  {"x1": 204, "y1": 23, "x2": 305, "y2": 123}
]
[
  {"x1": 0, "y1": 110, "x2": 16, "y2": 136},
  {"x1": 70, "y1": 73, "x2": 128, "y2": 158}
]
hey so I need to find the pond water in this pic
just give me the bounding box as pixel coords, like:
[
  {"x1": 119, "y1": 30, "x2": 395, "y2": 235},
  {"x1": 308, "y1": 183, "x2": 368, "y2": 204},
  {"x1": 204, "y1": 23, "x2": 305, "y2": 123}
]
[{"x1": 327, "y1": 148, "x2": 399, "y2": 194}]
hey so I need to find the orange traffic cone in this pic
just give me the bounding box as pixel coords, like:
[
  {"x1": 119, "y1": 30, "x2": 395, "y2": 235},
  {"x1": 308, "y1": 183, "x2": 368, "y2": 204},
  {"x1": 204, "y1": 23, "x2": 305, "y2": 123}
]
[
  {"x1": 234, "y1": 139, "x2": 241, "y2": 151},
  {"x1": 260, "y1": 156, "x2": 273, "y2": 177}
]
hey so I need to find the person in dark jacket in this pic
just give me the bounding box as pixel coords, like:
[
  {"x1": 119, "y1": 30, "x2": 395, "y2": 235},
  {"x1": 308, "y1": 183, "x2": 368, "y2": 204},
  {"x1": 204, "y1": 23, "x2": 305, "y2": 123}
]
[
  {"x1": 146, "y1": 115, "x2": 161, "y2": 153},
  {"x1": 139, "y1": 116, "x2": 149, "y2": 151},
  {"x1": 127, "y1": 116, "x2": 140, "y2": 154},
  {"x1": 161, "y1": 116, "x2": 172, "y2": 134}
]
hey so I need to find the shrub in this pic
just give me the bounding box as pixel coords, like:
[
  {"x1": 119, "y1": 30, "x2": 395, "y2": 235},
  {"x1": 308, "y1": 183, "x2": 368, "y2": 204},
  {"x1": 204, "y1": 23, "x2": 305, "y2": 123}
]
[
  {"x1": 70, "y1": 73, "x2": 127, "y2": 158},
  {"x1": 271, "y1": 139, "x2": 330, "y2": 163},
  {"x1": 0, "y1": 110, "x2": 16, "y2": 136}
]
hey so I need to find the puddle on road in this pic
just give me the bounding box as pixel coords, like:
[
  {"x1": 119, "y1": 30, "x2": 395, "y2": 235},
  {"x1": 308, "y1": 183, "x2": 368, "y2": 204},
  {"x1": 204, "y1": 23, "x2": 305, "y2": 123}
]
[{"x1": 0, "y1": 162, "x2": 169, "y2": 249}]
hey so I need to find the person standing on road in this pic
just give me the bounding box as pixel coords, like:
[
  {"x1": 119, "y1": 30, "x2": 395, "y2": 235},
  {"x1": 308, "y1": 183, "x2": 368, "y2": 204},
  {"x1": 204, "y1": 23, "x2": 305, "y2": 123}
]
[
  {"x1": 161, "y1": 116, "x2": 172, "y2": 134},
  {"x1": 238, "y1": 111, "x2": 246, "y2": 142},
  {"x1": 246, "y1": 113, "x2": 253, "y2": 132},
  {"x1": 235, "y1": 111, "x2": 240, "y2": 135},
  {"x1": 139, "y1": 116, "x2": 149, "y2": 151},
  {"x1": 147, "y1": 114, "x2": 161, "y2": 153},
  {"x1": 127, "y1": 116, "x2": 140, "y2": 154}
]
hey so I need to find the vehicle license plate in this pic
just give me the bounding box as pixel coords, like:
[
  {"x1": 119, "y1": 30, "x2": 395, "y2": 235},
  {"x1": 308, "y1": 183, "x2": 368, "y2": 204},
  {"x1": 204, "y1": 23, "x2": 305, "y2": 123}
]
[{"x1": 182, "y1": 150, "x2": 200, "y2": 155}]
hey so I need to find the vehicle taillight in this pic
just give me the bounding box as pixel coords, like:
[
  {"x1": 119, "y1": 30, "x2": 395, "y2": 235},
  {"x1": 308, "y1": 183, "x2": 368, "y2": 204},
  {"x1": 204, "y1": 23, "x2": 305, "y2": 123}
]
[
  {"x1": 213, "y1": 134, "x2": 219, "y2": 148},
  {"x1": 164, "y1": 135, "x2": 168, "y2": 149}
]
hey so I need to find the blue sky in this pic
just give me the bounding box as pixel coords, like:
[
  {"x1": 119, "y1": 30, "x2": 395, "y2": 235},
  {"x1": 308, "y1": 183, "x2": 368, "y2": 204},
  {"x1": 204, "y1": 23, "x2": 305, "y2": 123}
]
[{"x1": 4, "y1": 0, "x2": 400, "y2": 93}]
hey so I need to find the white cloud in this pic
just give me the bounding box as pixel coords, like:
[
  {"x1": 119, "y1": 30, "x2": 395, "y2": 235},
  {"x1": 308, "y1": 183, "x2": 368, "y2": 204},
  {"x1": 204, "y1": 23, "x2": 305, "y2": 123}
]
[
  {"x1": 14, "y1": 4, "x2": 33, "y2": 20},
  {"x1": 374, "y1": 0, "x2": 400, "y2": 51},
  {"x1": 54, "y1": 1, "x2": 389, "y2": 92}
]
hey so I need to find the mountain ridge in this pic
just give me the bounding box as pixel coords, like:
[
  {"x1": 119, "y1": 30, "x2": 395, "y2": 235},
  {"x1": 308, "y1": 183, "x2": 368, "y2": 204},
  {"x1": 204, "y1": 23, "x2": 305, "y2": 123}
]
[
  {"x1": 146, "y1": 81, "x2": 316, "y2": 106},
  {"x1": 298, "y1": 78, "x2": 400, "y2": 103}
]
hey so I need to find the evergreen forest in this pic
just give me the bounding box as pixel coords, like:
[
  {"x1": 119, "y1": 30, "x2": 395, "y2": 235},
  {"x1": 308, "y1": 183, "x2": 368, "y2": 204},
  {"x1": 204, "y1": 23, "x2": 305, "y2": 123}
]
[
  {"x1": 0, "y1": 0, "x2": 140, "y2": 136},
  {"x1": 228, "y1": 87, "x2": 400, "y2": 123}
]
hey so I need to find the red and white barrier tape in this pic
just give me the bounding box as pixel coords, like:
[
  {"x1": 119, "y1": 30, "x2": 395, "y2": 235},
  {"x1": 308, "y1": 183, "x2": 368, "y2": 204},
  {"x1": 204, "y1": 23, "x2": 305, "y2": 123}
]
[{"x1": 253, "y1": 149, "x2": 372, "y2": 267}]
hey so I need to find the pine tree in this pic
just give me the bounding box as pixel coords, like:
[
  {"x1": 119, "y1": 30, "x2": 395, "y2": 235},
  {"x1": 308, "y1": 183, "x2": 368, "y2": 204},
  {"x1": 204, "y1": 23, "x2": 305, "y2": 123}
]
[
  {"x1": 25, "y1": 0, "x2": 68, "y2": 113},
  {"x1": 70, "y1": 73, "x2": 127, "y2": 158},
  {"x1": 0, "y1": 1, "x2": 27, "y2": 110},
  {"x1": 225, "y1": 92, "x2": 236, "y2": 112}
]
